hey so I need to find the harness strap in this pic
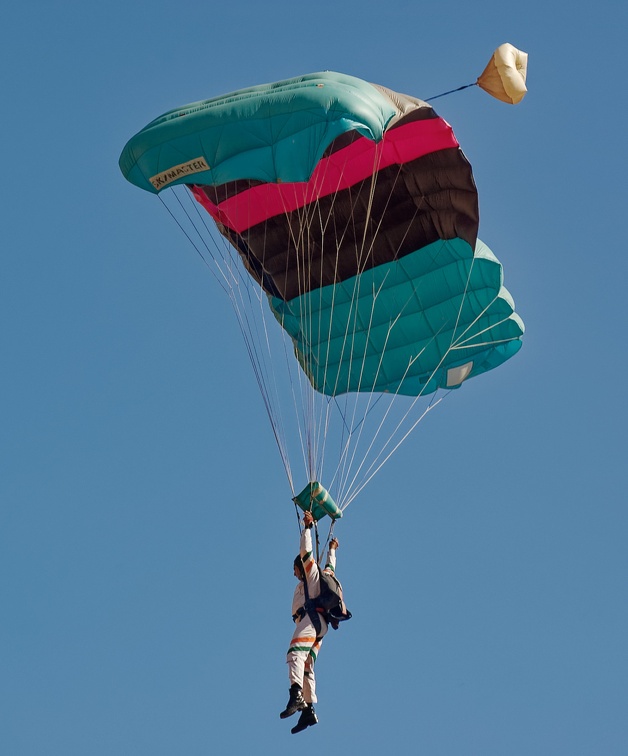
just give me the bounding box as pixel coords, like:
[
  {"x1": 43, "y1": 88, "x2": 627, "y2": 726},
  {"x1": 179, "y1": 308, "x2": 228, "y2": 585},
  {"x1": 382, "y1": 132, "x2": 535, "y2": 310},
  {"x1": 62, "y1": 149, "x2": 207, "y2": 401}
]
[
  {"x1": 300, "y1": 555, "x2": 323, "y2": 637},
  {"x1": 292, "y1": 606, "x2": 306, "y2": 622},
  {"x1": 292, "y1": 605, "x2": 325, "y2": 622}
]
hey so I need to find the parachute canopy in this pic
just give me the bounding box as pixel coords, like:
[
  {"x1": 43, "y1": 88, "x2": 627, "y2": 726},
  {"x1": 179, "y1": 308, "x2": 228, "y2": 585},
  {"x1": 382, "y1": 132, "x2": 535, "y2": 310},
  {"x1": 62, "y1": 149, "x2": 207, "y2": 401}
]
[
  {"x1": 477, "y1": 43, "x2": 528, "y2": 104},
  {"x1": 120, "y1": 71, "x2": 523, "y2": 401}
]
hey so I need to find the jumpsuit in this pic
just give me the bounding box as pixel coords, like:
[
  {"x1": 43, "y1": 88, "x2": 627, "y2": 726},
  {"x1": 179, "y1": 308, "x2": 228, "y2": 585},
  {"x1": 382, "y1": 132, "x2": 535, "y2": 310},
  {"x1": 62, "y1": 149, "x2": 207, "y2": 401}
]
[{"x1": 287, "y1": 526, "x2": 337, "y2": 704}]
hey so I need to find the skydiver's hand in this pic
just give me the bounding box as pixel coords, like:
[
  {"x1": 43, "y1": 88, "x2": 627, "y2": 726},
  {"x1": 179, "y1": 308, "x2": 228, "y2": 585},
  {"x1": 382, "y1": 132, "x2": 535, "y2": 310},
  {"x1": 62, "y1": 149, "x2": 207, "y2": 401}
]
[
  {"x1": 329, "y1": 538, "x2": 339, "y2": 550},
  {"x1": 303, "y1": 511, "x2": 314, "y2": 528}
]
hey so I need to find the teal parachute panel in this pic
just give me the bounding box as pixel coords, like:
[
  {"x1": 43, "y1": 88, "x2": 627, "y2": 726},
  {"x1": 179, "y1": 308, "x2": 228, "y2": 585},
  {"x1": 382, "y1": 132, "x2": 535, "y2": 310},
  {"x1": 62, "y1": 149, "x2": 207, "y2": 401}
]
[
  {"x1": 270, "y1": 239, "x2": 523, "y2": 396},
  {"x1": 119, "y1": 72, "x2": 397, "y2": 194}
]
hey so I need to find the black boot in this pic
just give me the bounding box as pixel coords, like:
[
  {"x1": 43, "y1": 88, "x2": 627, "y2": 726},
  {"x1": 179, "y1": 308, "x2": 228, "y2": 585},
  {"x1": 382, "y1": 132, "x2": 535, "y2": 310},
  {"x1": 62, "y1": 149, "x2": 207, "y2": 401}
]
[
  {"x1": 291, "y1": 704, "x2": 318, "y2": 734},
  {"x1": 279, "y1": 684, "x2": 306, "y2": 719}
]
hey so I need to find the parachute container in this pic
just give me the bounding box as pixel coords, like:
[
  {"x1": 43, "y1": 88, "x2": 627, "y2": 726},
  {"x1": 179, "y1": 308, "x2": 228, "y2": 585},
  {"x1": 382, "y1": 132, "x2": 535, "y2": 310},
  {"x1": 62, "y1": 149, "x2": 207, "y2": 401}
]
[
  {"x1": 293, "y1": 482, "x2": 342, "y2": 521},
  {"x1": 477, "y1": 43, "x2": 528, "y2": 104}
]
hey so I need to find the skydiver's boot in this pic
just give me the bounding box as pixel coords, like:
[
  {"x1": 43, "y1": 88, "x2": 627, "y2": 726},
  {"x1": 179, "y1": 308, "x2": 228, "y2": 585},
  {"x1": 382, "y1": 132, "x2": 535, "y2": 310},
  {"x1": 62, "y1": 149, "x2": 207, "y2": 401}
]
[
  {"x1": 291, "y1": 703, "x2": 318, "y2": 734},
  {"x1": 279, "y1": 684, "x2": 306, "y2": 719}
]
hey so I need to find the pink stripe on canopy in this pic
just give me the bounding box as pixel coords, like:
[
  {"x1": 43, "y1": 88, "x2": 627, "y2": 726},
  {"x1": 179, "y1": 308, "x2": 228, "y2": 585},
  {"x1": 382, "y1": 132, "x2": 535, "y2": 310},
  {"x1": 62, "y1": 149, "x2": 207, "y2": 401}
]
[{"x1": 191, "y1": 116, "x2": 458, "y2": 233}]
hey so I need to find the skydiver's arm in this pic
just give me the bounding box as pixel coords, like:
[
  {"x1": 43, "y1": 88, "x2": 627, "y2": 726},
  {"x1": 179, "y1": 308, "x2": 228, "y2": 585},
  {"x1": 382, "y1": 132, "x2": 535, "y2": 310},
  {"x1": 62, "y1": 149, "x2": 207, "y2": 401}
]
[
  {"x1": 324, "y1": 538, "x2": 338, "y2": 573},
  {"x1": 300, "y1": 515, "x2": 320, "y2": 595},
  {"x1": 300, "y1": 523, "x2": 314, "y2": 565}
]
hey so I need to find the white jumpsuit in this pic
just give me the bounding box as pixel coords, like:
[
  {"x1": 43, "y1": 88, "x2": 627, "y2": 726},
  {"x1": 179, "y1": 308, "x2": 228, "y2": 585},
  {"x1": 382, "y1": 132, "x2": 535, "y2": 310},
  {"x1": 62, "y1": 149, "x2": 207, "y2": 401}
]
[{"x1": 287, "y1": 527, "x2": 337, "y2": 704}]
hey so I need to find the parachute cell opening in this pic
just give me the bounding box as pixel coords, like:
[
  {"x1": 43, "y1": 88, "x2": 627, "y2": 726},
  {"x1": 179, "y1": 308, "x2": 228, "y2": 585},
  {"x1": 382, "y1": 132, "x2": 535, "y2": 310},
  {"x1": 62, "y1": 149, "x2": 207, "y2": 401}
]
[{"x1": 446, "y1": 362, "x2": 474, "y2": 388}]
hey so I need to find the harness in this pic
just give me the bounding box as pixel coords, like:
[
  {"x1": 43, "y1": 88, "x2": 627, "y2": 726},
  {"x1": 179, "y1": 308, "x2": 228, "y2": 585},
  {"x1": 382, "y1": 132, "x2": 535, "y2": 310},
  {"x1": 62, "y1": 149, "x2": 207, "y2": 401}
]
[
  {"x1": 291, "y1": 604, "x2": 325, "y2": 624},
  {"x1": 293, "y1": 558, "x2": 324, "y2": 638}
]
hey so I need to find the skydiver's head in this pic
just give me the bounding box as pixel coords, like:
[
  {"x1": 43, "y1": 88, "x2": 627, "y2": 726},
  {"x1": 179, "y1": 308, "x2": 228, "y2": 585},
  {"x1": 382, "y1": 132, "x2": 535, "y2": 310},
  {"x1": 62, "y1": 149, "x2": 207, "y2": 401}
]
[{"x1": 293, "y1": 556, "x2": 304, "y2": 580}]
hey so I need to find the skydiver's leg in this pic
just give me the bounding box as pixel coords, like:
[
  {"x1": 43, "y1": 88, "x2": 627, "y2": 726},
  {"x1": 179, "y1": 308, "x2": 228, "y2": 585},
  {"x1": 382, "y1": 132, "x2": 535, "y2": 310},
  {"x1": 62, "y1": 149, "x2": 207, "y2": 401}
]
[
  {"x1": 292, "y1": 633, "x2": 324, "y2": 733},
  {"x1": 287, "y1": 616, "x2": 327, "y2": 686},
  {"x1": 286, "y1": 616, "x2": 317, "y2": 689},
  {"x1": 303, "y1": 657, "x2": 316, "y2": 703},
  {"x1": 302, "y1": 636, "x2": 323, "y2": 703}
]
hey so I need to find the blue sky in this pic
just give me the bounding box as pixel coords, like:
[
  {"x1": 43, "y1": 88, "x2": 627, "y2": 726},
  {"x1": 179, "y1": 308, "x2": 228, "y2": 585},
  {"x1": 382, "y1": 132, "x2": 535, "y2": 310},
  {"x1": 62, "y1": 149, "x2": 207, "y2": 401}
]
[{"x1": 2, "y1": 1, "x2": 627, "y2": 754}]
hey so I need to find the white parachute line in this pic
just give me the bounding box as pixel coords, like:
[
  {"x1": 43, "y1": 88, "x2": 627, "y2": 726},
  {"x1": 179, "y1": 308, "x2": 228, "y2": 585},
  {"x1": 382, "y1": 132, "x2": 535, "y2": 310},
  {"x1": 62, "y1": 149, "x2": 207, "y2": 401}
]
[
  {"x1": 334, "y1": 273, "x2": 406, "y2": 503},
  {"x1": 333, "y1": 166, "x2": 426, "y2": 502},
  {"x1": 242, "y1": 185, "x2": 319, "y2": 486},
  {"x1": 332, "y1": 400, "x2": 390, "y2": 503},
  {"x1": 439, "y1": 275, "x2": 521, "y2": 352},
  {"x1": 317, "y1": 171, "x2": 374, "y2": 489},
  {"x1": 335, "y1": 310, "x2": 420, "y2": 503},
  {"x1": 337, "y1": 241, "x2": 466, "y2": 502},
  {"x1": 222, "y1": 298, "x2": 296, "y2": 487},
  {"x1": 325, "y1": 152, "x2": 381, "y2": 395},
  {"x1": 248, "y1": 293, "x2": 311, "y2": 490},
  {"x1": 301, "y1": 153, "x2": 365, "y2": 486},
  {"x1": 173, "y1": 188, "x2": 269, "y2": 329},
  {"x1": 222, "y1": 270, "x2": 296, "y2": 489},
  {"x1": 324, "y1": 392, "x2": 354, "y2": 493},
  {"x1": 298, "y1": 195, "x2": 329, "y2": 482},
  {"x1": 160, "y1": 190, "x2": 238, "y2": 295},
  {"x1": 396, "y1": 245, "x2": 484, "y2": 374},
  {"x1": 295, "y1": 200, "x2": 323, "y2": 481},
  {"x1": 170, "y1": 181, "x2": 465, "y2": 509},
  {"x1": 452, "y1": 336, "x2": 518, "y2": 349},
  {"x1": 182, "y1": 187, "x2": 251, "y2": 281},
  {"x1": 336, "y1": 181, "x2": 429, "y2": 498},
  {"x1": 164, "y1": 179, "x2": 380, "y2": 502},
  {"x1": 341, "y1": 342, "x2": 460, "y2": 503},
  {"x1": 161, "y1": 139, "x2": 507, "y2": 511},
  {"x1": 274, "y1": 192, "x2": 327, "y2": 483},
  {"x1": 311, "y1": 206, "x2": 334, "y2": 483},
  {"x1": 342, "y1": 392, "x2": 448, "y2": 509},
  {"x1": 163, "y1": 188, "x2": 297, "y2": 489},
  {"x1": 447, "y1": 250, "x2": 482, "y2": 353},
  {"x1": 326, "y1": 389, "x2": 387, "y2": 493},
  {"x1": 316, "y1": 189, "x2": 363, "y2": 484},
  {"x1": 213, "y1": 155, "x2": 306, "y2": 488},
  {"x1": 340, "y1": 239, "x2": 491, "y2": 505},
  {"x1": 452, "y1": 313, "x2": 517, "y2": 349},
  {"x1": 330, "y1": 164, "x2": 434, "y2": 503},
  {"x1": 308, "y1": 196, "x2": 335, "y2": 482},
  {"x1": 448, "y1": 290, "x2": 504, "y2": 348},
  {"x1": 274, "y1": 295, "x2": 313, "y2": 489},
  {"x1": 283, "y1": 205, "x2": 312, "y2": 479},
  {"x1": 251, "y1": 277, "x2": 298, "y2": 490},
  {"x1": 316, "y1": 143, "x2": 410, "y2": 501},
  {"x1": 321, "y1": 151, "x2": 386, "y2": 477},
  {"x1": 343, "y1": 392, "x2": 447, "y2": 509},
  {"x1": 166, "y1": 188, "x2": 263, "y2": 329},
  {"x1": 277, "y1": 151, "x2": 424, "y2": 505},
  {"x1": 274, "y1": 147, "x2": 374, "y2": 490},
  {"x1": 339, "y1": 326, "x2": 449, "y2": 504},
  {"x1": 342, "y1": 342, "x2": 456, "y2": 502},
  {"x1": 329, "y1": 275, "x2": 396, "y2": 502},
  {"x1": 323, "y1": 237, "x2": 374, "y2": 493}
]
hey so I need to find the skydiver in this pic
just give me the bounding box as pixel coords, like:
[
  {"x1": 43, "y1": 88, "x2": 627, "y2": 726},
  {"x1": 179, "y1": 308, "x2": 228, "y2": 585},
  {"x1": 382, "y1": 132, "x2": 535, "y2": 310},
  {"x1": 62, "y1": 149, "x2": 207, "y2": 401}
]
[{"x1": 280, "y1": 510, "x2": 339, "y2": 734}]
